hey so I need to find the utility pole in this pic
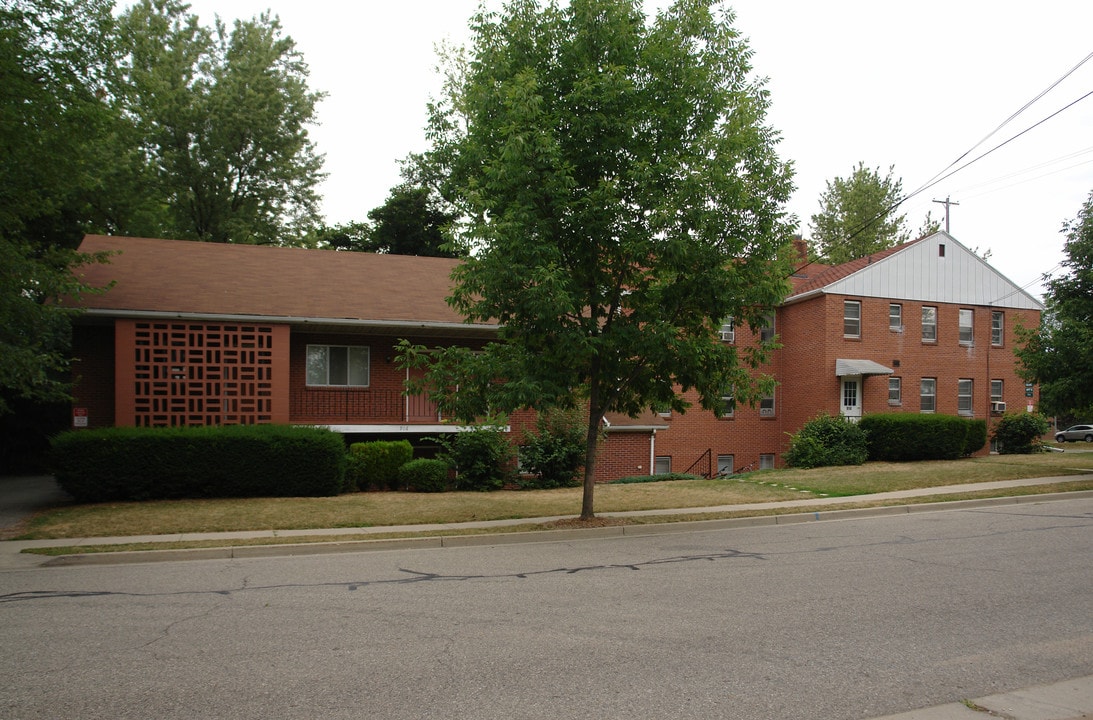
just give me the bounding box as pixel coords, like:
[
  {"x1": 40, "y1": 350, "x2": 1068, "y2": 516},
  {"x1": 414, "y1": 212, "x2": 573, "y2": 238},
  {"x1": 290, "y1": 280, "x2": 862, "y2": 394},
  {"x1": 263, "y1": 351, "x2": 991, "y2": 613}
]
[{"x1": 932, "y1": 196, "x2": 960, "y2": 233}]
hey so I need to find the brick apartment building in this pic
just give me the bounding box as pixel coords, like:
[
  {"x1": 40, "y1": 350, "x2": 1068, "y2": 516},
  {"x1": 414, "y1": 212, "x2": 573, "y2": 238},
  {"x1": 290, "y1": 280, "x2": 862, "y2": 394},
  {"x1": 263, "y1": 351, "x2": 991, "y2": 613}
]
[{"x1": 68, "y1": 232, "x2": 1041, "y2": 481}]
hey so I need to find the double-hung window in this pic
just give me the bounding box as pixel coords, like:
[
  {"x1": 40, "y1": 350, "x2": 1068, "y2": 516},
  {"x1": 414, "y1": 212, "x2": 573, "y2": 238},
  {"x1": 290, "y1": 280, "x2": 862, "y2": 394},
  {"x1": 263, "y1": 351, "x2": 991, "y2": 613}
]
[
  {"x1": 889, "y1": 303, "x2": 903, "y2": 332},
  {"x1": 958, "y1": 379, "x2": 973, "y2": 415},
  {"x1": 922, "y1": 306, "x2": 937, "y2": 342},
  {"x1": 760, "y1": 313, "x2": 776, "y2": 342},
  {"x1": 306, "y1": 345, "x2": 370, "y2": 387},
  {"x1": 759, "y1": 391, "x2": 775, "y2": 417},
  {"x1": 888, "y1": 377, "x2": 902, "y2": 405},
  {"x1": 718, "y1": 317, "x2": 735, "y2": 343},
  {"x1": 991, "y1": 311, "x2": 1004, "y2": 346},
  {"x1": 959, "y1": 309, "x2": 974, "y2": 345},
  {"x1": 920, "y1": 378, "x2": 936, "y2": 412},
  {"x1": 719, "y1": 393, "x2": 736, "y2": 418},
  {"x1": 991, "y1": 379, "x2": 1004, "y2": 404},
  {"x1": 844, "y1": 300, "x2": 861, "y2": 338}
]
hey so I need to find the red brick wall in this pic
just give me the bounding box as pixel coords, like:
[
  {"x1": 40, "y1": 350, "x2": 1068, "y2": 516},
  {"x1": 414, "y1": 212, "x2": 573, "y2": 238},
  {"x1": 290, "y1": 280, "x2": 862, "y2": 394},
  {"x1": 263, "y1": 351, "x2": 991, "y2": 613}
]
[{"x1": 596, "y1": 431, "x2": 653, "y2": 481}]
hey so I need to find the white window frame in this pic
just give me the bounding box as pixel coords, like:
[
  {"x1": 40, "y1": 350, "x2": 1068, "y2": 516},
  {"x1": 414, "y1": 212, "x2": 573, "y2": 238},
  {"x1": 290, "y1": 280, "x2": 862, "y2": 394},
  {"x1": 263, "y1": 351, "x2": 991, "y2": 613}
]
[
  {"x1": 653, "y1": 456, "x2": 672, "y2": 475},
  {"x1": 759, "y1": 454, "x2": 775, "y2": 470},
  {"x1": 888, "y1": 377, "x2": 902, "y2": 405},
  {"x1": 922, "y1": 306, "x2": 937, "y2": 342},
  {"x1": 844, "y1": 300, "x2": 861, "y2": 338},
  {"x1": 760, "y1": 313, "x2": 776, "y2": 343},
  {"x1": 991, "y1": 379, "x2": 1004, "y2": 403},
  {"x1": 759, "y1": 391, "x2": 775, "y2": 417},
  {"x1": 991, "y1": 311, "x2": 1004, "y2": 346},
  {"x1": 920, "y1": 378, "x2": 936, "y2": 413},
  {"x1": 958, "y1": 378, "x2": 973, "y2": 416},
  {"x1": 306, "y1": 344, "x2": 370, "y2": 387},
  {"x1": 719, "y1": 394, "x2": 735, "y2": 418},
  {"x1": 718, "y1": 317, "x2": 735, "y2": 343},
  {"x1": 959, "y1": 308, "x2": 974, "y2": 345},
  {"x1": 716, "y1": 454, "x2": 734, "y2": 476},
  {"x1": 889, "y1": 303, "x2": 903, "y2": 332}
]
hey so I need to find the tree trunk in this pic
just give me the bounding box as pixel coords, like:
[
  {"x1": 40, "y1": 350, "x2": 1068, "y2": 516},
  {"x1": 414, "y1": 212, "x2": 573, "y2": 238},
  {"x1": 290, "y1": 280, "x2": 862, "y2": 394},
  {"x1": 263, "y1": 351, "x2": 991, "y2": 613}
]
[{"x1": 581, "y1": 381, "x2": 603, "y2": 520}]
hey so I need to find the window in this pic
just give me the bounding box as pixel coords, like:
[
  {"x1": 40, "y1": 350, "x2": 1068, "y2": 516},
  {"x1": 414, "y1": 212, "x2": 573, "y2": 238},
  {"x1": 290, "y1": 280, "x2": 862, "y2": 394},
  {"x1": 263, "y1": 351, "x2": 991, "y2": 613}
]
[
  {"x1": 958, "y1": 379, "x2": 973, "y2": 415},
  {"x1": 888, "y1": 377, "x2": 902, "y2": 405},
  {"x1": 759, "y1": 391, "x2": 775, "y2": 417},
  {"x1": 920, "y1": 378, "x2": 936, "y2": 412},
  {"x1": 306, "y1": 345, "x2": 369, "y2": 387},
  {"x1": 889, "y1": 303, "x2": 903, "y2": 332},
  {"x1": 718, "y1": 317, "x2": 735, "y2": 342},
  {"x1": 760, "y1": 313, "x2": 776, "y2": 342},
  {"x1": 759, "y1": 454, "x2": 775, "y2": 470},
  {"x1": 991, "y1": 311, "x2": 1004, "y2": 346},
  {"x1": 844, "y1": 300, "x2": 861, "y2": 338},
  {"x1": 921, "y1": 306, "x2": 937, "y2": 342},
  {"x1": 991, "y1": 379, "x2": 1004, "y2": 403},
  {"x1": 716, "y1": 454, "x2": 734, "y2": 476},
  {"x1": 719, "y1": 394, "x2": 735, "y2": 418},
  {"x1": 653, "y1": 456, "x2": 671, "y2": 475},
  {"x1": 959, "y1": 309, "x2": 974, "y2": 345}
]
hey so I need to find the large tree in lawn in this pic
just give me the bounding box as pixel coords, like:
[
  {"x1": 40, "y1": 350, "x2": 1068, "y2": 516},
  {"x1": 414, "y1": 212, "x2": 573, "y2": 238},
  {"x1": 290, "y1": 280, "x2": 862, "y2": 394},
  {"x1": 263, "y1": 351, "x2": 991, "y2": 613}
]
[
  {"x1": 406, "y1": 0, "x2": 795, "y2": 519},
  {"x1": 1016, "y1": 190, "x2": 1093, "y2": 418}
]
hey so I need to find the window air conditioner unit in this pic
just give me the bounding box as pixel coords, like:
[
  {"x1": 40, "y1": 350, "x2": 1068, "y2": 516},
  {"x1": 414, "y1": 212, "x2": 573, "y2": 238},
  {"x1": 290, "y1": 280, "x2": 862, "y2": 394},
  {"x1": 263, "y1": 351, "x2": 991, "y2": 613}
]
[
  {"x1": 719, "y1": 330, "x2": 734, "y2": 342},
  {"x1": 990, "y1": 401, "x2": 1007, "y2": 413}
]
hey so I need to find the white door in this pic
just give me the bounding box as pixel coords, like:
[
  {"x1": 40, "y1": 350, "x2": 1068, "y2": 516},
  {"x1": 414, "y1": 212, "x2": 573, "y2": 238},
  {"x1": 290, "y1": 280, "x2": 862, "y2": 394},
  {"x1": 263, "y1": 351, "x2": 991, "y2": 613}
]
[{"x1": 841, "y1": 376, "x2": 861, "y2": 421}]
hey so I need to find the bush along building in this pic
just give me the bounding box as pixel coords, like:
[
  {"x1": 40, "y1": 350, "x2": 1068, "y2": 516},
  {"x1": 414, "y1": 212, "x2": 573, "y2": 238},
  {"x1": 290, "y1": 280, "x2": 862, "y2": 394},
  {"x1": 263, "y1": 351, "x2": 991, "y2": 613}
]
[{"x1": 67, "y1": 232, "x2": 1040, "y2": 481}]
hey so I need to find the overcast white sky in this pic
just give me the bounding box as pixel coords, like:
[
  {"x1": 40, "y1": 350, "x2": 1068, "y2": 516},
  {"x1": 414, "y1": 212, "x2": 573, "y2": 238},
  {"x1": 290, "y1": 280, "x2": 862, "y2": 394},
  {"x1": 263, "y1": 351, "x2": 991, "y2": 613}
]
[{"x1": 182, "y1": 0, "x2": 1093, "y2": 300}]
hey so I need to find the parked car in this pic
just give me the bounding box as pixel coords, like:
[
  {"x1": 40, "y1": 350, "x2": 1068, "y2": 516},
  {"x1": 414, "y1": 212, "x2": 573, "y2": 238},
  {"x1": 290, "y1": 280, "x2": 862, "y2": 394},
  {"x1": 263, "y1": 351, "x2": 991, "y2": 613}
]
[{"x1": 1055, "y1": 424, "x2": 1093, "y2": 443}]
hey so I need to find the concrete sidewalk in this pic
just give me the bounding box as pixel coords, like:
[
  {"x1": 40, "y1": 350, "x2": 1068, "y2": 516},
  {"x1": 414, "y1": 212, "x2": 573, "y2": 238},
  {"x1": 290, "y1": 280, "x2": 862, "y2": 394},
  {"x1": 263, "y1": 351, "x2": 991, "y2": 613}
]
[
  {"x1": 869, "y1": 674, "x2": 1093, "y2": 719},
  {"x1": 2, "y1": 475, "x2": 1091, "y2": 569}
]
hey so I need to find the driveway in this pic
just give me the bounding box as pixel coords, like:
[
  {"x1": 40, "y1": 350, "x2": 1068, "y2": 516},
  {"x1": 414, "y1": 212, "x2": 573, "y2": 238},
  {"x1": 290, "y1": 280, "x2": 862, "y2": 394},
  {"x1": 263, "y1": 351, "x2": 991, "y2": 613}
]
[{"x1": 0, "y1": 475, "x2": 71, "y2": 538}]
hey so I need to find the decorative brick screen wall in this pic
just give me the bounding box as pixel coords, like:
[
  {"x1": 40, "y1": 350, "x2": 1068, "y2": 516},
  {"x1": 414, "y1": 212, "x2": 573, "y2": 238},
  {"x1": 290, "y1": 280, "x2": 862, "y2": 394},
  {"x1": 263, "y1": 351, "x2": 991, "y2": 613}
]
[{"x1": 116, "y1": 320, "x2": 290, "y2": 427}]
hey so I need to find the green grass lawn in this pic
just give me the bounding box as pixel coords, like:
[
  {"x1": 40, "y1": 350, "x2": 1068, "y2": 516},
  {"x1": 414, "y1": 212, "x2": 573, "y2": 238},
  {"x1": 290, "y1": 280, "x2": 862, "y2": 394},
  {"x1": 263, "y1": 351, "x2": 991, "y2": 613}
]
[{"x1": 15, "y1": 451, "x2": 1093, "y2": 541}]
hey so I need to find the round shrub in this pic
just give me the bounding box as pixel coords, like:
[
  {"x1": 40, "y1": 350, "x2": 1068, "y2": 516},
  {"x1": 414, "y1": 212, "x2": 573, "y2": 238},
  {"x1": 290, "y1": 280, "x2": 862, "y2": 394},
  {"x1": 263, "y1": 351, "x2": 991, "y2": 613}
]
[
  {"x1": 518, "y1": 407, "x2": 585, "y2": 489},
  {"x1": 438, "y1": 424, "x2": 514, "y2": 491},
  {"x1": 783, "y1": 413, "x2": 868, "y2": 469},
  {"x1": 992, "y1": 412, "x2": 1050, "y2": 454},
  {"x1": 398, "y1": 458, "x2": 451, "y2": 492}
]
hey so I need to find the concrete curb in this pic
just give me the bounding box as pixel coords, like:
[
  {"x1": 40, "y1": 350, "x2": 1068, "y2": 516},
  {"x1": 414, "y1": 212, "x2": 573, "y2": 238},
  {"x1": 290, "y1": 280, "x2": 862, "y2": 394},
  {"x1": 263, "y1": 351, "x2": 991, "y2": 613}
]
[
  {"x1": 867, "y1": 673, "x2": 1093, "y2": 719},
  {"x1": 30, "y1": 488, "x2": 1093, "y2": 567}
]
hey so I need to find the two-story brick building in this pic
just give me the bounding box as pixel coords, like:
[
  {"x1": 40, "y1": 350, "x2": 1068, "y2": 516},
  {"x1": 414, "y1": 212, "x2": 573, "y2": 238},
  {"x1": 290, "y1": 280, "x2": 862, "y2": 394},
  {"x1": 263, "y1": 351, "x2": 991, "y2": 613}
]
[
  {"x1": 67, "y1": 231, "x2": 1040, "y2": 481},
  {"x1": 650, "y1": 232, "x2": 1043, "y2": 475}
]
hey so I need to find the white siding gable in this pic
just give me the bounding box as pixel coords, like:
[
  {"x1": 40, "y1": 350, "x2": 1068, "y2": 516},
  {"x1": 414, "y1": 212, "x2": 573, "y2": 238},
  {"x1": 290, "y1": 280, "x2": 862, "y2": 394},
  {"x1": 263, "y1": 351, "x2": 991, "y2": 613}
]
[{"x1": 819, "y1": 232, "x2": 1043, "y2": 310}]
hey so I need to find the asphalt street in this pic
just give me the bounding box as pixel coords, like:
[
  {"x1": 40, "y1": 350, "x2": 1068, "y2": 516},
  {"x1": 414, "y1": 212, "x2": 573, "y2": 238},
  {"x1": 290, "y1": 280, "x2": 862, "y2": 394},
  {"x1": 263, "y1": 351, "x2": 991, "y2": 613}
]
[{"x1": 1, "y1": 496, "x2": 1090, "y2": 719}]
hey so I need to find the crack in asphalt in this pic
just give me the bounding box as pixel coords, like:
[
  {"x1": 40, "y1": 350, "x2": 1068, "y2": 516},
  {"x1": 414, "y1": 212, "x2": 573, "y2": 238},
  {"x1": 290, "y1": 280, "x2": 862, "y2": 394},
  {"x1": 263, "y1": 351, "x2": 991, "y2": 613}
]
[{"x1": 0, "y1": 548, "x2": 767, "y2": 604}]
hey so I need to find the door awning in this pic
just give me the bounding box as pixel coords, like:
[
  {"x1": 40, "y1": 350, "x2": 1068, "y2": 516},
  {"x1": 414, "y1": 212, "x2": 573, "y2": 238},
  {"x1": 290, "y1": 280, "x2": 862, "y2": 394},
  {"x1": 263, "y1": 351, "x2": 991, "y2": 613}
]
[{"x1": 836, "y1": 359, "x2": 895, "y2": 377}]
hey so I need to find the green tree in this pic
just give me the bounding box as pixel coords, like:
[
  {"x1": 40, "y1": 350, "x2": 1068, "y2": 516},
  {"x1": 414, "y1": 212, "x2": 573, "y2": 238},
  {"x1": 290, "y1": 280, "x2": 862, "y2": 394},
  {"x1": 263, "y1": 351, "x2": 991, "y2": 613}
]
[
  {"x1": 117, "y1": 0, "x2": 326, "y2": 245},
  {"x1": 403, "y1": 0, "x2": 794, "y2": 519},
  {"x1": 0, "y1": 0, "x2": 117, "y2": 415},
  {"x1": 309, "y1": 221, "x2": 373, "y2": 252},
  {"x1": 808, "y1": 162, "x2": 909, "y2": 263},
  {"x1": 1016, "y1": 191, "x2": 1093, "y2": 417},
  {"x1": 367, "y1": 184, "x2": 463, "y2": 257}
]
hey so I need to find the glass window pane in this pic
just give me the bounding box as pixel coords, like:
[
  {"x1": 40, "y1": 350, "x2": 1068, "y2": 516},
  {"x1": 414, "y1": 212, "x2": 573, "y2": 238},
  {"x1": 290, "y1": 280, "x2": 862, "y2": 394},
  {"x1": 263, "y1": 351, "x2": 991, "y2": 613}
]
[
  {"x1": 306, "y1": 346, "x2": 327, "y2": 385},
  {"x1": 348, "y1": 347, "x2": 369, "y2": 386},
  {"x1": 328, "y1": 346, "x2": 348, "y2": 385}
]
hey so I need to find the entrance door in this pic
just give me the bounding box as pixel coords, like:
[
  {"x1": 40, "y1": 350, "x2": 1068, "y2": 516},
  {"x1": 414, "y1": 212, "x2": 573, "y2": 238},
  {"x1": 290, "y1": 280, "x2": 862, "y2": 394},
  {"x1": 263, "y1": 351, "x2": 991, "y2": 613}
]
[{"x1": 841, "y1": 376, "x2": 861, "y2": 421}]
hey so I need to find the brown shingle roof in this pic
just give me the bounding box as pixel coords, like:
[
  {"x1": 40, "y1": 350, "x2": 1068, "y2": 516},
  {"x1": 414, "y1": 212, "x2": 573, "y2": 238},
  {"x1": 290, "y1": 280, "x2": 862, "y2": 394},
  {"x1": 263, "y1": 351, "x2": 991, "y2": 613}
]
[
  {"x1": 74, "y1": 235, "x2": 490, "y2": 329},
  {"x1": 785, "y1": 237, "x2": 926, "y2": 300}
]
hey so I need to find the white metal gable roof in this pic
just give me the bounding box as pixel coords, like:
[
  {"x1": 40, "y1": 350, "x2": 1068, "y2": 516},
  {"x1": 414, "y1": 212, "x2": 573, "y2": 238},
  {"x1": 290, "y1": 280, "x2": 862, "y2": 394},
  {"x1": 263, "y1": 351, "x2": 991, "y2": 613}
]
[{"x1": 798, "y1": 232, "x2": 1044, "y2": 310}]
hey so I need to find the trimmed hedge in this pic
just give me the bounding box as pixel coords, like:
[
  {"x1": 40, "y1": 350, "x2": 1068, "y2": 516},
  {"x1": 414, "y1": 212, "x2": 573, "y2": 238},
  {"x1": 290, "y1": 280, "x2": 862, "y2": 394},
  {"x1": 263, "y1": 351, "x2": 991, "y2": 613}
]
[
  {"x1": 398, "y1": 458, "x2": 451, "y2": 492},
  {"x1": 51, "y1": 425, "x2": 346, "y2": 502},
  {"x1": 346, "y1": 440, "x2": 413, "y2": 491},
  {"x1": 859, "y1": 413, "x2": 986, "y2": 461}
]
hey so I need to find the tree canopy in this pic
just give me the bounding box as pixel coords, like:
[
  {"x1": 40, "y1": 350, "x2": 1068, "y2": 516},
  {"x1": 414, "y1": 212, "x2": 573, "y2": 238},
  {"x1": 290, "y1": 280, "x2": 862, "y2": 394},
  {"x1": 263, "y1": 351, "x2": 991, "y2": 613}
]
[
  {"x1": 116, "y1": 0, "x2": 326, "y2": 245},
  {"x1": 808, "y1": 162, "x2": 909, "y2": 263},
  {"x1": 403, "y1": 0, "x2": 795, "y2": 518},
  {"x1": 1016, "y1": 190, "x2": 1093, "y2": 418},
  {"x1": 366, "y1": 184, "x2": 462, "y2": 257},
  {"x1": 0, "y1": 0, "x2": 325, "y2": 416}
]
